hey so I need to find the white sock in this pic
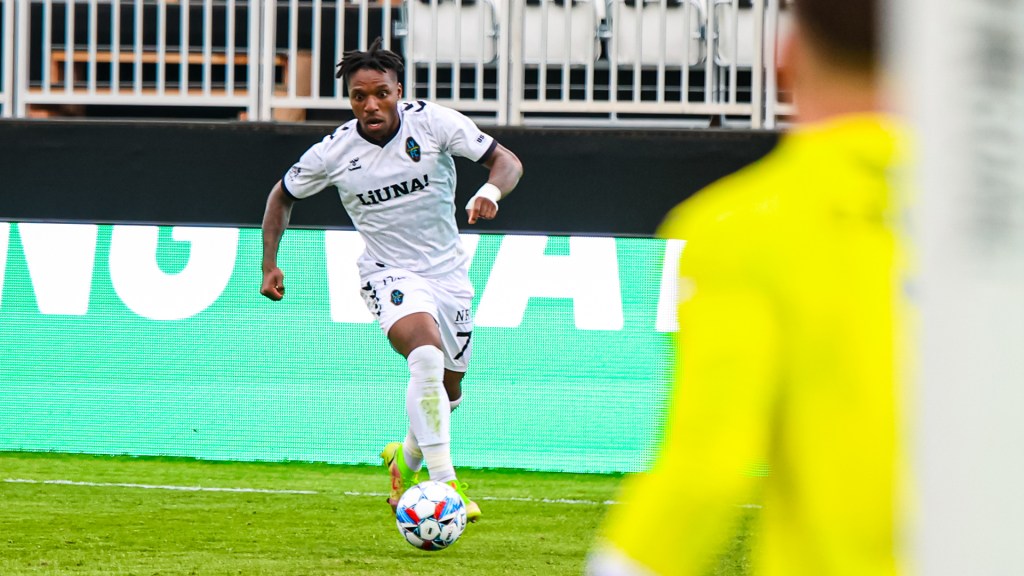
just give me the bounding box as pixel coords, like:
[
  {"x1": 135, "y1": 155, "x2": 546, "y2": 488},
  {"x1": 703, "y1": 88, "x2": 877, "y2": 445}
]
[
  {"x1": 403, "y1": 430, "x2": 423, "y2": 472},
  {"x1": 405, "y1": 345, "x2": 455, "y2": 482},
  {"x1": 422, "y1": 444, "x2": 455, "y2": 483},
  {"x1": 403, "y1": 394, "x2": 462, "y2": 474}
]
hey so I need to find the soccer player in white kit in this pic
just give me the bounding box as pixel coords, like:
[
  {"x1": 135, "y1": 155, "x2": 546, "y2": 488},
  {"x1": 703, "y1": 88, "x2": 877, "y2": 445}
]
[{"x1": 259, "y1": 38, "x2": 522, "y2": 523}]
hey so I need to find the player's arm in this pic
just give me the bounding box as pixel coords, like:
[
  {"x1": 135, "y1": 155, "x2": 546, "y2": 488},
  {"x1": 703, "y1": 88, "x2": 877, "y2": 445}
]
[
  {"x1": 260, "y1": 180, "x2": 296, "y2": 301},
  {"x1": 466, "y1": 143, "x2": 523, "y2": 224}
]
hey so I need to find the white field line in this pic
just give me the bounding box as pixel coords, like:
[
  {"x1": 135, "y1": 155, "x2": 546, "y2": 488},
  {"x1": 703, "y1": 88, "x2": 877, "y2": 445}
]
[
  {"x1": 3, "y1": 478, "x2": 762, "y2": 509},
  {"x1": 4, "y1": 478, "x2": 318, "y2": 495},
  {"x1": 4, "y1": 478, "x2": 610, "y2": 505},
  {"x1": 480, "y1": 495, "x2": 618, "y2": 505}
]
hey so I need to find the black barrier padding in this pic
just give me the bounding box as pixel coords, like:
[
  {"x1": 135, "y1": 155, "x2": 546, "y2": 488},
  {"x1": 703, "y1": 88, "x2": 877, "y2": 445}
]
[
  {"x1": 0, "y1": 119, "x2": 777, "y2": 236},
  {"x1": 456, "y1": 127, "x2": 778, "y2": 236}
]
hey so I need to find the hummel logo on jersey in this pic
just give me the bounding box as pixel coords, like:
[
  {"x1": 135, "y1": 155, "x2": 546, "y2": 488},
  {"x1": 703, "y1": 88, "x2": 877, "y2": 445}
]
[
  {"x1": 355, "y1": 174, "x2": 430, "y2": 206},
  {"x1": 348, "y1": 158, "x2": 361, "y2": 171}
]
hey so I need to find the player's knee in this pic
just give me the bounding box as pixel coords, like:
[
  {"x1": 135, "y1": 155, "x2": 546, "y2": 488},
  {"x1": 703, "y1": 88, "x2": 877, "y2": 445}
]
[{"x1": 407, "y1": 345, "x2": 444, "y2": 384}]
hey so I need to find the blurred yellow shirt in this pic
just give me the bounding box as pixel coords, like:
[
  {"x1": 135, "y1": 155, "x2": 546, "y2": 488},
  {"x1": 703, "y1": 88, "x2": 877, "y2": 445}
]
[{"x1": 601, "y1": 114, "x2": 906, "y2": 576}]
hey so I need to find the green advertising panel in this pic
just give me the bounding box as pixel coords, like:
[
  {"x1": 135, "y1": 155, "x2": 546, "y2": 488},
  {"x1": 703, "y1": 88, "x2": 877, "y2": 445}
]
[{"x1": 0, "y1": 222, "x2": 680, "y2": 474}]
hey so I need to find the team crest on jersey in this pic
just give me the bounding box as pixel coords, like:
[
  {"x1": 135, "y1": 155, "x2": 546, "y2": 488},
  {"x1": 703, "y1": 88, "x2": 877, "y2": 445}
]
[
  {"x1": 405, "y1": 137, "x2": 421, "y2": 162},
  {"x1": 390, "y1": 289, "x2": 404, "y2": 305}
]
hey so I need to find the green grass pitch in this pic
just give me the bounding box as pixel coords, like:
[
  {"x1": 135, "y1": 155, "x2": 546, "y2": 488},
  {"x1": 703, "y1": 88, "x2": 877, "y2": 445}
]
[{"x1": 0, "y1": 452, "x2": 753, "y2": 575}]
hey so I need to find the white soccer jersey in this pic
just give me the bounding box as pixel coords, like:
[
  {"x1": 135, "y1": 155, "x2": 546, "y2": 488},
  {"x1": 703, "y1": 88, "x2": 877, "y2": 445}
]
[{"x1": 282, "y1": 100, "x2": 497, "y2": 278}]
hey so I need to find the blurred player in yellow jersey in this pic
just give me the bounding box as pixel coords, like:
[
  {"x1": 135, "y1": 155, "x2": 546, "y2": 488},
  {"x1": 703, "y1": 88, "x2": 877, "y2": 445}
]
[{"x1": 588, "y1": 0, "x2": 908, "y2": 574}]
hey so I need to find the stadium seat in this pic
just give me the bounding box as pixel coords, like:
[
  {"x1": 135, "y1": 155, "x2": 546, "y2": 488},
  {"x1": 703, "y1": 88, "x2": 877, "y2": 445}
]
[
  {"x1": 400, "y1": 0, "x2": 499, "y2": 64},
  {"x1": 607, "y1": 0, "x2": 706, "y2": 67},
  {"x1": 713, "y1": 0, "x2": 793, "y2": 69},
  {"x1": 523, "y1": 0, "x2": 604, "y2": 65}
]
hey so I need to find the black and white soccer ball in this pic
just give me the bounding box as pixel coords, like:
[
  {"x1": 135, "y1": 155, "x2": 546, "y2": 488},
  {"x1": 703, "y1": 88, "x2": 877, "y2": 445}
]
[{"x1": 395, "y1": 480, "x2": 467, "y2": 551}]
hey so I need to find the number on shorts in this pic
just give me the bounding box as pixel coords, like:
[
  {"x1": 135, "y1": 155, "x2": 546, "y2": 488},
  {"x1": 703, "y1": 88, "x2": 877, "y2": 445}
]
[{"x1": 453, "y1": 331, "x2": 473, "y2": 360}]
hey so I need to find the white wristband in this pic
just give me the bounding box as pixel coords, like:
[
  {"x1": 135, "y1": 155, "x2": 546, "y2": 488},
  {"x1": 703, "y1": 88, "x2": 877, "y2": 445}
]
[{"x1": 465, "y1": 183, "x2": 502, "y2": 211}]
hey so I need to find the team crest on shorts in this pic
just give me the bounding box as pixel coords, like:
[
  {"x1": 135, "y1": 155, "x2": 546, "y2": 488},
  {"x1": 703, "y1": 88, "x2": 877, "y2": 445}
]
[
  {"x1": 391, "y1": 289, "x2": 404, "y2": 305},
  {"x1": 405, "y1": 137, "x2": 421, "y2": 162}
]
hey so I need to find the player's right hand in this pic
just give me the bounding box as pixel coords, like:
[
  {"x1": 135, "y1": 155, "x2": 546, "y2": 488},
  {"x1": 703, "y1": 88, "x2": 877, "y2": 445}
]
[{"x1": 260, "y1": 268, "x2": 286, "y2": 301}]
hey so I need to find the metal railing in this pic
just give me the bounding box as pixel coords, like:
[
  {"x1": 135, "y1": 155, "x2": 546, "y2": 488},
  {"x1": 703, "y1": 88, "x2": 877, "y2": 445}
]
[
  {"x1": 1, "y1": 0, "x2": 13, "y2": 116},
  {"x1": 507, "y1": 0, "x2": 764, "y2": 125},
  {"x1": 260, "y1": 0, "x2": 407, "y2": 121},
  {"x1": 16, "y1": 0, "x2": 263, "y2": 117},
  {"x1": 3, "y1": 0, "x2": 793, "y2": 126}
]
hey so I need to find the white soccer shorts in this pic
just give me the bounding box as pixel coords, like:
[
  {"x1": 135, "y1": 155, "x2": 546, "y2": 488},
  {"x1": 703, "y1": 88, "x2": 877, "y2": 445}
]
[{"x1": 359, "y1": 266, "x2": 475, "y2": 372}]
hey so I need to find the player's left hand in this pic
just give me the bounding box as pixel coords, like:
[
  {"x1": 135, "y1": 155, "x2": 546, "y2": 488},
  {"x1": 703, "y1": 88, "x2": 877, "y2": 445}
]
[
  {"x1": 466, "y1": 183, "x2": 502, "y2": 224},
  {"x1": 466, "y1": 197, "x2": 498, "y2": 224}
]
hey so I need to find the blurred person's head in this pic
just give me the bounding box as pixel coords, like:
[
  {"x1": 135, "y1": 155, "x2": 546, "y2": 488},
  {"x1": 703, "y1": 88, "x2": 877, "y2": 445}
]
[{"x1": 781, "y1": 0, "x2": 880, "y2": 122}]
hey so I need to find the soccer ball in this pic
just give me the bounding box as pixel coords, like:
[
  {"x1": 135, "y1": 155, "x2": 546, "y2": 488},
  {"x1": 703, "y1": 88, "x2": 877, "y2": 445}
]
[{"x1": 395, "y1": 480, "x2": 467, "y2": 551}]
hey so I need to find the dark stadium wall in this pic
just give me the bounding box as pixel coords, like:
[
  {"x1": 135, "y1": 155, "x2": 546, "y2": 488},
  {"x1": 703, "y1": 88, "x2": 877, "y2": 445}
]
[{"x1": 0, "y1": 119, "x2": 778, "y2": 236}]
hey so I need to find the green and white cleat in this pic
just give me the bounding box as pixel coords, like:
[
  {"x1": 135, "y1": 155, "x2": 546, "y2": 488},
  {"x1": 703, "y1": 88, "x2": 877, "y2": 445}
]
[
  {"x1": 447, "y1": 479, "x2": 482, "y2": 523},
  {"x1": 380, "y1": 442, "x2": 418, "y2": 512}
]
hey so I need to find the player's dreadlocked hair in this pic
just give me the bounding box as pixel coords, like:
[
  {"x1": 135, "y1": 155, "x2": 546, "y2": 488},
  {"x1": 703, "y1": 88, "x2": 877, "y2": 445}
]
[{"x1": 334, "y1": 37, "x2": 405, "y2": 84}]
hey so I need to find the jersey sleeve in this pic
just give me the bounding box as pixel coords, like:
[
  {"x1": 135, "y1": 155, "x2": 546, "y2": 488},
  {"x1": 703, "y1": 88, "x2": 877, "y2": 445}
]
[
  {"x1": 423, "y1": 102, "x2": 497, "y2": 163},
  {"x1": 281, "y1": 134, "x2": 332, "y2": 200}
]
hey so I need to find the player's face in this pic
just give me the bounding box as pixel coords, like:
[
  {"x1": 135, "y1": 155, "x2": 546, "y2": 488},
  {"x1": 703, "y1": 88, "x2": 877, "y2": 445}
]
[{"x1": 348, "y1": 68, "x2": 403, "y2": 141}]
